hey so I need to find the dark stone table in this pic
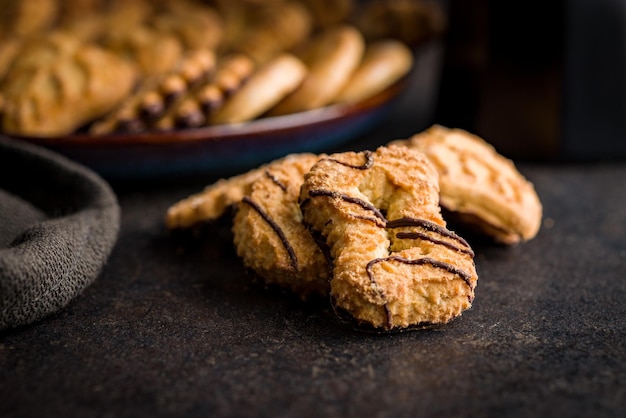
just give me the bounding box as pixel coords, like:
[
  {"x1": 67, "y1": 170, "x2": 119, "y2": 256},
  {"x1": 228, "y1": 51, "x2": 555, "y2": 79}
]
[{"x1": 1, "y1": 43, "x2": 625, "y2": 418}]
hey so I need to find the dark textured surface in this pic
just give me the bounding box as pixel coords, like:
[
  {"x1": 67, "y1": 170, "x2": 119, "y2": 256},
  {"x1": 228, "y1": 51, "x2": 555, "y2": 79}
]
[{"x1": 1, "y1": 43, "x2": 626, "y2": 418}]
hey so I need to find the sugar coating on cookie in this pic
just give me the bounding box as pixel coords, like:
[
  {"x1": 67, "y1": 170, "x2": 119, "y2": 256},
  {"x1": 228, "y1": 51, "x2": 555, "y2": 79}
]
[
  {"x1": 232, "y1": 153, "x2": 329, "y2": 298},
  {"x1": 391, "y1": 125, "x2": 542, "y2": 244},
  {"x1": 299, "y1": 145, "x2": 478, "y2": 330}
]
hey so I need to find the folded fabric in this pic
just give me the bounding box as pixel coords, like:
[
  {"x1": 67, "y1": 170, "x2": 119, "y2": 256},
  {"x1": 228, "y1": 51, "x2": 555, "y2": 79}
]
[{"x1": 0, "y1": 136, "x2": 120, "y2": 331}]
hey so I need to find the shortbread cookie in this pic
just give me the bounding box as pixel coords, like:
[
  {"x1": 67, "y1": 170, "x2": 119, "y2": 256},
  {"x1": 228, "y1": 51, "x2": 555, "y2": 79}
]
[
  {"x1": 299, "y1": 145, "x2": 478, "y2": 330},
  {"x1": 209, "y1": 53, "x2": 306, "y2": 125},
  {"x1": 268, "y1": 25, "x2": 364, "y2": 116},
  {"x1": 334, "y1": 39, "x2": 413, "y2": 104},
  {"x1": 298, "y1": 0, "x2": 354, "y2": 29},
  {"x1": 232, "y1": 153, "x2": 329, "y2": 298},
  {"x1": 1, "y1": 0, "x2": 59, "y2": 38},
  {"x1": 231, "y1": 1, "x2": 313, "y2": 65},
  {"x1": 390, "y1": 125, "x2": 542, "y2": 244},
  {"x1": 354, "y1": 0, "x2": 447, "y2": 45},
  {"x1": 103, "y1": 26, "x2": 184, "y2": 77},
  {"x1": 1, "y1": 35, "x2": 137, "y2": 137},
  {"x1": 151, "y1": 3, "x2": 224, "y2": 51}
]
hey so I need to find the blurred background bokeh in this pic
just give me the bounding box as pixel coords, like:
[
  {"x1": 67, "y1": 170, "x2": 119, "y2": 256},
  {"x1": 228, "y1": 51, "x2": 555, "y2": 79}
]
[{"x1": 434, "y1": 0, "x2": 626, "y2": 161}]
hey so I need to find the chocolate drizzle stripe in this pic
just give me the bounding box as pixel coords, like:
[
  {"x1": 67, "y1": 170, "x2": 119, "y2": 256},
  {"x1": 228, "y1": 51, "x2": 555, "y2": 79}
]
[
  {"x1": 386, "y1": 217, "x2": 472, "y2": 250},
  {"x1": 325, "y1": 150, "x2": 373, "y2": 170},
  {"x1": 265, "y1": 170, "x2": 287, "y2": 192},
  {"x1": 307, "y1": 189, "x2": 386, "y2": 225},
  {"x1": 241, "y1": 196, "x2": 298, "y2": 271},
  {"x1": 396, "y1": 231, "x2": 475, "y2": 256},
  {"x1": 366, "y1": 256, "x2": 474, "y2": 289}
]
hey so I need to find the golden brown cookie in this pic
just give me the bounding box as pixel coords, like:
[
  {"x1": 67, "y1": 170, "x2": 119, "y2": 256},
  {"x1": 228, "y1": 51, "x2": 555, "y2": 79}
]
[
  {"x1": 230, "y1": 1, "x2": 313, "y2": 65},
  {"x1": 354, "y1": 0, "x2": 447, "y2": 46},
  {"x1": 90, "y1": 48, "x2": 218, "y2": 135},
  {"x1": 268, "y1": 24, "x2": 364, "y2": 116},
  {"x1": 209, "y1": 53, "x2": 307, "y2": 125},
  {"x1": 390, "y1": 125, "x2": 542, "y2": 244},
  {"x1": 103, "y1": 26, "x2": 184, "y2": 77},
  {"x1": 298, "y1": 0, "x2": 354, "y2": 29},
  {"x1": 151, "y1": 3, "x2": 224, "y2": 51},
  {"x1": 1, "y1": 35, "x2": 137, "y2": 137},
  {"x1": 334, "y1": 39, "x2": 413, "y2": 104},
  {"x1": 232, "y1": 153, "x2": 329, "y2": 298},
  {"x1": 166, "y1": 165, "x2": 267, "y2": 230},
  {"x1": 1, "y1": 0, "x2": 59, "y2": 38},
  {"x1": 299, "y1": 145, "x2": 478, "y2": 331}
]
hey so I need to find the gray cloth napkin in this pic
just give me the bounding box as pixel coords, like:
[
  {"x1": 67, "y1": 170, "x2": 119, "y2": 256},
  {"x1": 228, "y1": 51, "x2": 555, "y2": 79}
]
[{"x1": 0, "y1": 136, "x2": 120, "y2": 331}]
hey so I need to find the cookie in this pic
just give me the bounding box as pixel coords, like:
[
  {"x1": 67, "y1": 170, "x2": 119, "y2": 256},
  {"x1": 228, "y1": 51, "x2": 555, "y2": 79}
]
[
  {"x1": 299, "y1": 145, "x2": 478, "y2": 330},
  {"x1": 390, "y1": 125, "x2": 542, "y2": 244},
  {"x1": 151, "y1": 3, "x2": 224, "y2": 51},
  {"x1": 231, "y1": 1, "x2": 313, "y2": 65},
  {"x1": 209, "y1": 53, "x2": 307, "y2": 125},
  {"x1": 334, "y1": 39, "x2": 413, "y2": 104},
  {"x1": 103, "y1": 26, "x2": 184, "y2": 77},
  {"x1": 354, "y1": 0, "x2": 447, "y2": 46},
  {"x1": 166, "y1": 162, "x2": 267, "y2": 230},
  {"x1": 232, "y1": 153, "x2": 329, "y2": 298},
  {"x1": 268, "y1": 24, "x2": 364, "y2": 116},
  {"x1": 298, "y1": 0, "x2": 354, "y2": 29},
  {"x1": 1, "y1": 34, "x2": 137, "y2": 137},
  {"x1": 90, "y1": 48, "x2": 217, "y2": 135}
]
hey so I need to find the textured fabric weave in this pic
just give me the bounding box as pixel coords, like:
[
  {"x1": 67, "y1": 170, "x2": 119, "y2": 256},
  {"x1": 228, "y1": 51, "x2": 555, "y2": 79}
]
[{"x1": 0, "y1": 136, "x2": 120, "y2": 330}]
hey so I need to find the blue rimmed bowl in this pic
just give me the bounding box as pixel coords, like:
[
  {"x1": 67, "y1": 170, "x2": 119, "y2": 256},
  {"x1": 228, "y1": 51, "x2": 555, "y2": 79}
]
[{"x1": 10, "y1": 79, "x2": 406, "y2": 180}]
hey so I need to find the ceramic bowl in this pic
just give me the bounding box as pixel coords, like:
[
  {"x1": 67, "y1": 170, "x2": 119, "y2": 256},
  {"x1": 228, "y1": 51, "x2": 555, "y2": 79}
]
[{"x1": 10, "y1": 79, "x2": 406, "y2": 180}]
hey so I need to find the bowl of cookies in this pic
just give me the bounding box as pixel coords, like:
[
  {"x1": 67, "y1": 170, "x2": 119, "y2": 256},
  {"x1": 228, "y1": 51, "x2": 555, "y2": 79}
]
[{"x1": 0, "y1": 0, "x2": 446, "y2": 178}]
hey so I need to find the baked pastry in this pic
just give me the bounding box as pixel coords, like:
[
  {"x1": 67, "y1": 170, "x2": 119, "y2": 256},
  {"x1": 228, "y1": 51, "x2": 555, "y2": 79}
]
[
  {"x1": 390, "y1": 125, "x2": 542, "y2": 244},
  {"x1": 1, "y1": 33, "x2": 137, "y2": 137},
  {"x1": 89, "y1": 48, "x2": 217, "y2": 134},
  {"x1": 166, "y1": 162, "x2": 271, "y2": 230},
  {"x1": 154, "y1": 53, "x2": 256, "y2": 130},
  {"x1": 0, "y1": 0, "x2": 59, "y2": 38},
  {"x1": 232, "y1": 153, "x2": 329, "y2": 298},
  {"x1": 103, "y1": 26, "x2": 184, "y2": 78},
  {"x1": 299, "y1": 145, "x2": 478, "y2": 330},
  {"x1": 354, "y1": 0, "x2": 447, "y2": 45},
  {"x1": 334, "y1": 39, "x2": 413, "y2": 104},
  {"x1": 209, "y1": 54, "x2": 307, "y2": 125},
  {"x1": 268, "y1": 24, "x2": 365, "y2": 116},
  {"x1": 228, "y1": 1, "x2": 313, "y2": 64},
  {"x1": 298, "y1": 0, "x2": 354, "y2": 29},
  {"x1": 151, "y1": 3, "x2": 224, "y2": 51}
]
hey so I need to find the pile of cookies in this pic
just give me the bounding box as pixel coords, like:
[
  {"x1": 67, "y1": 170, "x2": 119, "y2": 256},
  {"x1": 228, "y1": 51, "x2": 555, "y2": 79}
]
[
  {"x1": 0, "y1": 0, "x2": 445, "y2": 137},
  {"x1": 166, "y1": 125, "x2": 543, "y2": 331}
]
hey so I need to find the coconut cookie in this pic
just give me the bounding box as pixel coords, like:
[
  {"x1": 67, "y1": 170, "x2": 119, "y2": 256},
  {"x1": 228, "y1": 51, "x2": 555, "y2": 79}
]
[
  {"x1": 334, "y1": 39, "x2": 413, "y2": 104},
  {"x1": 299, "y1": 145, "x2": 478, "y2": 331},
  {"x1": 166, "y1": 163, "x2": 267, "y2": 230},
  {"x1": 232, "y1": 153, "x2": 329, "y2": 298},
  {"x1": 390, "y1": 125, "x2": 542, "y2": 244},
  {"x1": 165, "y1": 152, "x2": 316, "y2": 230},
  {"x1": 268, "y1": 24, "x2": 365, "y2": 116}
]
